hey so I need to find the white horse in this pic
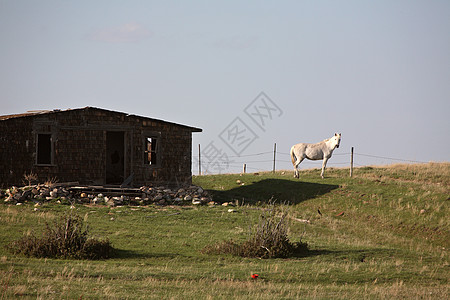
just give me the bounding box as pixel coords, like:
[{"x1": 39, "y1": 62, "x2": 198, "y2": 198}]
[{"x1": 290, "y1": 133, "x2": 341, "y2": 179}]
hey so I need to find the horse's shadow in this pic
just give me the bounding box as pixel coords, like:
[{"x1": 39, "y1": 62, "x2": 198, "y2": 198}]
[{"x1": 209, "y1": 179, "x2": 339, "y2": 205}]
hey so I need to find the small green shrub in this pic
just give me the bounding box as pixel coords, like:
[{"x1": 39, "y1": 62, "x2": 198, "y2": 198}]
[
  {"x1": 202, "y1": 206, "x2": 308, "y2": 259},
  {"x1": 8, "y1": 213, "x2": 112, "y2": 260}
]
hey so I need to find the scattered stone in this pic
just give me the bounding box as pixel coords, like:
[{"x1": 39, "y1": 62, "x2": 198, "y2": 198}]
[
  {"x1": 41, "y1": 188, "x2": 50, "y2": 197},
  {"x1": 292, "y1": 217, "x2": 311, "y2": 224},
  {"x1": 20, "y1": 189, "x2": 32, "y2": 201},
  {"x1": 106, "y1": 198, "x2": 115, "y2": 207}
]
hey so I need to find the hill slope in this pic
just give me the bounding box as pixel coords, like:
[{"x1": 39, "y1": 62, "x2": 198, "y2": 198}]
[{"x1": 0, "y1": 163, "x2": 448, "y2": 299}]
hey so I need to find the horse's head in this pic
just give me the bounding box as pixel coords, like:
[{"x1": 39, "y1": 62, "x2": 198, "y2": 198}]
[{"x1": 333, "y1": 133, "x2": 341, "y2": 148}]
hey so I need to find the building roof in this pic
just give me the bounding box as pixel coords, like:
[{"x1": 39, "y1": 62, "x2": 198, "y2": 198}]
[
  {"x1": 0, "y1": 110, "x2": 52, "y2": 120},
  {"x1": 0, "y1": 107, "x2": 202, "y2": 132}
]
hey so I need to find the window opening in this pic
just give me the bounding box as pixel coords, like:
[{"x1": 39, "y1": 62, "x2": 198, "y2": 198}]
[{"x1": 144, "y1": 137, "x2": 158, "y2": 165}]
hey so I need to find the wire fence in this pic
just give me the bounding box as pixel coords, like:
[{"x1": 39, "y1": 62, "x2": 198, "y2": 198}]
[{"x1": 194, "y1": 145, "x2": 430, "y2": 175}]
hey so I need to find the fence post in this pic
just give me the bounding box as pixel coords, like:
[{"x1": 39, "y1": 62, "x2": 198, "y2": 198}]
[
  {"x1": 243, "y1": 164, "x2": 246, "y2": 174},
  {"x1": 273, "y1": 143, "x2": 277, "y2": 173},
  {"x1": 350, "y1": 147, "x2": 354, "y2": 177},
  {"x1": 198, "y1": 144, "x2": 201, "y2": 175}
]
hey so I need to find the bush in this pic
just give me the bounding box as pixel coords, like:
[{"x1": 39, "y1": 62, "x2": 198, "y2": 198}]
[
  {"x1": 8, "y1": 213, "x2": 112, "y2": 260},
  {"x1": 202, "y1": 206, "x2": 308, "y2": 259}
]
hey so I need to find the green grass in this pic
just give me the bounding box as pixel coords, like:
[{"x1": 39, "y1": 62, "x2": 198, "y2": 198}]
[{"x1": 0, "y1": 163, "x2": 448, "y2": 299}]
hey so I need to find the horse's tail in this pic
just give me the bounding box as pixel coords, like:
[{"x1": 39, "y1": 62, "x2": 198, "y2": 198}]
[{"x1": 290, "y1": 146, "x2": 296, "y2": 166}]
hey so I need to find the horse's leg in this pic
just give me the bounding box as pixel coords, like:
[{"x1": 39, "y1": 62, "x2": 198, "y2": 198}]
[
  {"x1": 321, "y1": 157, "x2": 329, "y2": 179},
  {"x1": 294, "y1": 157, "x2": 304, "y2": 178}
]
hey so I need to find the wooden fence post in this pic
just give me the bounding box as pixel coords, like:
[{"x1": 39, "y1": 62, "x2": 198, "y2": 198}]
[
  {"x1": 350, "y1": 147, "x2": 354, "y2": 177},
  {"x1": 273, "y1": 143, "x2": 277, "y2": 173},
  {"x1": 198, "y1": 144, "x2": 201, "y2": 175}
]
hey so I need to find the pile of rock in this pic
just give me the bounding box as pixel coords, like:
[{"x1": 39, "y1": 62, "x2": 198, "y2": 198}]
[
  {"x1": 138, "y1": 185, "x2": 211, "y2": 206},
  {"x1": 1, "y1": 184, "x2": 214, "y2": 207},
  {"x1": 99, "y1": 185, "x2": 213, "y2": 207},
  {"x1": 3, "y1": 185, "x2": 71, "y2": 204}
]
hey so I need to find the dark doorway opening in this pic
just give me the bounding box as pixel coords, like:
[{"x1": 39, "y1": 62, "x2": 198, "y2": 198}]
[
  {"x1": 37, "y1": 133, "x2": 52, "y2": 165},
  {"x1": 106, "y1": 131, "x2": 125, "y2": 185}
]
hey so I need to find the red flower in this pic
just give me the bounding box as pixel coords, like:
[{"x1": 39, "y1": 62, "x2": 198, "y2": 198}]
[{"x1": 251, "y1": 273, "x2": 259, "y2": 279}]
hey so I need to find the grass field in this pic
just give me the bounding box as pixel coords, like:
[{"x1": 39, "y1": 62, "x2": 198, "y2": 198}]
[{"x1": 0, "y1": 163, "x2": 448, "y2": 299}]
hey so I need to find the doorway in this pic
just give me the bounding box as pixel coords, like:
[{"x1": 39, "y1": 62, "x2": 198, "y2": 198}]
[{"x1": 106, "y1": 131, "x2": 125, "y2": 185}]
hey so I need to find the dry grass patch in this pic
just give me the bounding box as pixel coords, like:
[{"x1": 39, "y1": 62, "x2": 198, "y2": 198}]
[{"x1": 358, "y1": 162, "x2": 450, "y2": 187}]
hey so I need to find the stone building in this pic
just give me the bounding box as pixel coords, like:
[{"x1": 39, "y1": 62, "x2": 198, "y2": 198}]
[{"x1": 0, "y1": 107, "x2": 202, "y2": 187}]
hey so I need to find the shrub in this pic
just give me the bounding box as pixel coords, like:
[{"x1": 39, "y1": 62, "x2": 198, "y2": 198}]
[
  {"x1": 22, "y1": 171, "x2": 38, "y2": 186},
  {"x1": 8, "y1": 213, "x2": 112, "y2": 260},
  {"x1": 202, "y1": 206, "x2": 308, "y2": 259}
]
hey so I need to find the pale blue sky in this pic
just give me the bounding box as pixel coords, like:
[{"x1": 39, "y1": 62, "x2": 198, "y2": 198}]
[{"x1": 1, "y1": 1, "x2": 449, "y2": 173}]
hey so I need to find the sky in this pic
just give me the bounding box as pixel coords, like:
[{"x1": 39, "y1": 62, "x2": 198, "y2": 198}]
[{"x1": 1, "y1": 0, "x2": 449, "y2": 174}]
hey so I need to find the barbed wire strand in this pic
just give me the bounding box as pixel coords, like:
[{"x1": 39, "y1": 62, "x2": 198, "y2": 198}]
[
  {"x1": 276, "y1": 151, "x2": 350, "y2": 156},
  {"x1": 214, "y1": 150, "x2": 427, "y2": 164},
  {"x1": 196, "y1": 146, "x2": 429, "y2": 173},
  {"x1": 354, "y1": 153, "x2": 427, "y2": 164},
  {"x1": 193, "y1": 143, "x2": 426, "y2": 174}
]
